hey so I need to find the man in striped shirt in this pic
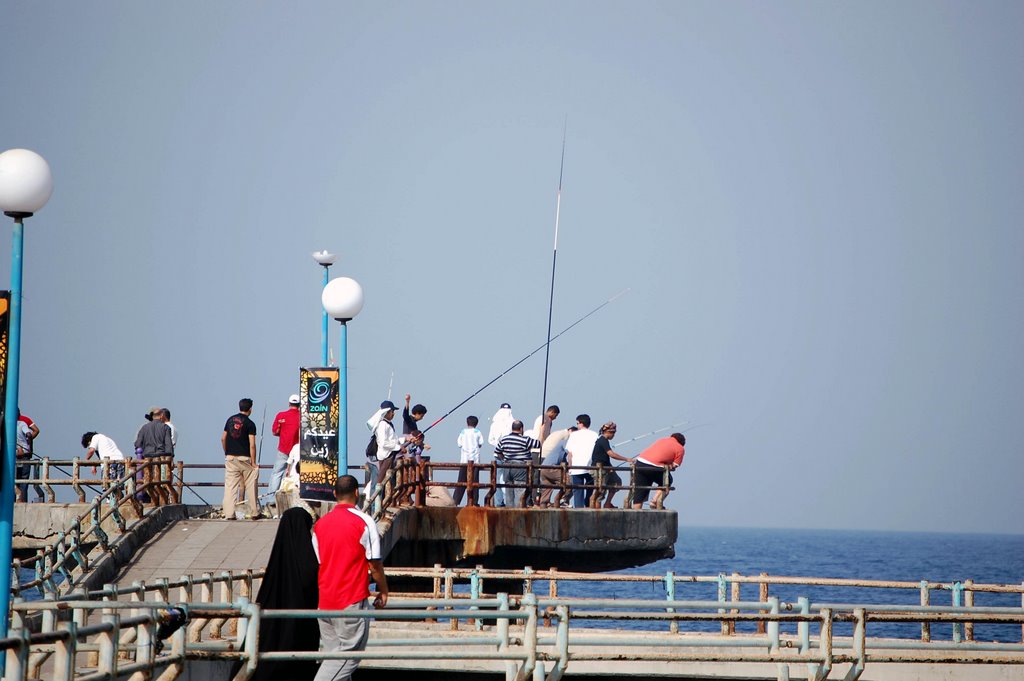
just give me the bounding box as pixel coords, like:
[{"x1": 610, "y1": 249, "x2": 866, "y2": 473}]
[{"x1": 494, "y1": 420, "x2": 540, "y2": 507}]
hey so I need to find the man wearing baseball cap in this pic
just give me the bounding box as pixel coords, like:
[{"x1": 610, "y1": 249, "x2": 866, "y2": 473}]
[{"x1": 270, "y1": 394, "x2": 302, "y2": 497}]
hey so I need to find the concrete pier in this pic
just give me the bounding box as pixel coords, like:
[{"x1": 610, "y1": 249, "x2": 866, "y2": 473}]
[{"x1": 382, "y1": 506, "x2": 677, "y2": 570}]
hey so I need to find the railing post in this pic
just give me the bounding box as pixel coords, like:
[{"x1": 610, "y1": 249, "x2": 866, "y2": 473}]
[
  {"x1": 814, "y1": 608, "x2": 833, "y2": 681},
  {"x1": 470, "y1": 566, "x2": 482, "y2": 631},
  {"x1": 767, "y1": 596, "x2": 780, "y2": 654},
  {"x1": 8, "y1": 598, "x2": 28, "y2": 680},
  {"x1": 919, "y1": 580, "x2": 930, "y2": 642},
  {"x1": 730, "y1": 571, "x2": 741, "y2": 635},
  {"x1": 717, "y1": 573, "x2": 728, "y2": 635},
  {"x1": 850, "y1": 607, "x2": 866, "y2": 679},
  {"x1": 798, "y1": 596, "x2": 810, "y2": 659},
  {"x1": 98, "y1": 609, "x2": 120, "y2": 678},
  {"x1": 964, "y1": 579, "x2": 974, "y2": 642},
  {"x1": 53, "y1": 622, "x2": 75, "y2": 681},
  {"x1": 952, "y1": 581, "x2": 963, "y2": 643},
  {"x1": 664, "y1": 571, "x2": 678, "y2": 634},
  {"x1": 175, "y1": 460, "x2": 185, "y2": 504},
  {"x1": 444, "y1": 568, "x2": 457, "y2": 631},
  {"x1": 550, "y1": 604, "x2": 570, "y2": 681},
  {"x1": 758, "y1": 572, "x2": 769, "y2": 634},
  {"x1": 497, "y1": 592, "x2": 513, "y2": 681},
  {"x1": 71, "y1": 457, "x2": 85, "y2": 502},
  {"x1": 520, "y1": 592, "x2": 538, "y2": 681},
  {"x1": 42, "y1": 458, "x2": 54, "y2": 502},
  {"x1": 466, "y1": 462, "x2": 477, "y2": 507}
]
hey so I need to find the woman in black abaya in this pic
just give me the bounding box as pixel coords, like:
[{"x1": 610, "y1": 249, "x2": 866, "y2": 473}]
[{"x1": 234, "y1": 507, "x2": 320, "y2": 681}]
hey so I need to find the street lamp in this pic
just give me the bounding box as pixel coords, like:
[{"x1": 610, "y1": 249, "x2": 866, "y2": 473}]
[
  {"x1": 321, "y1": 277, "x2": 363, "y2": 477},
  {"x1": 0, "y1": 148, "x2": 53, "y2": 641},
  {"x1": 312, "y1": 250, "x2": 337, "y2": 366}
]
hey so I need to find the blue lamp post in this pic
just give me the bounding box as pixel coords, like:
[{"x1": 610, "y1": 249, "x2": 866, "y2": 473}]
[
  {"x1": 0, "y1": 148, "x2": 53, "y2": 641},
  {"x1": 321, "y1": 277, "x2": 363, "y2": 477},
  {"x1": 312, "y1": 250, "x2": 337, "y2": 366}
]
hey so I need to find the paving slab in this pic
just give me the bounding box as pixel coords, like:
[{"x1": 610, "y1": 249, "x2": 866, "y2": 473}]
[{"x1": 114, "y1": 518, "x2": 280, "y2": 586}]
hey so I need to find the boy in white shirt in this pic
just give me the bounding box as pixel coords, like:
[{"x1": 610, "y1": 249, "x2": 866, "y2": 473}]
[{"x1": 454, "y1": 416, "x2": 484, "y2": 506}]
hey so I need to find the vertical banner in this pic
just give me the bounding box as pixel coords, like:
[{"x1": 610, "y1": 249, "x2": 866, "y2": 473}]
[
  {"x1": 0, "y1": 292, "x2": 9, "y2": 458},
  {"x1": 299, "y1": 367, "x2": 340, "y2": 502}
]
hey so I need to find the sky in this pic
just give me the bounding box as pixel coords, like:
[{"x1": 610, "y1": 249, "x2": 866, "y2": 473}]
[{"x1": 1, "y1": 1, "x2": 1022, "y2": 535}]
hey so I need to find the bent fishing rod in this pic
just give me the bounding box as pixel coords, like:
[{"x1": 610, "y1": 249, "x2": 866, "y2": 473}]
[
  {"x1": 423, "y1": 288, "x2": 630, "y2": 435},
  {"x1": 612, "y1": 420, "x2": 690, "y2": 448},
  {"x1": 611, "y1": 422, "x2": 709, "y2": 469}
]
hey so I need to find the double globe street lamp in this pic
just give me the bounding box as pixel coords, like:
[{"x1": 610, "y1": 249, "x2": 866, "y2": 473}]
[
  {"x1": 321, "y1": 277, "x2": 363, "y2": 477},
  {"x1": 0, "y1": 148, "x2": 53, "y2": 641}
]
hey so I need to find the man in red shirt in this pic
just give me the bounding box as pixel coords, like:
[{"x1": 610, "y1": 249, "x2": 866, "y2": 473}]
[
  {"x1": 312, "y1": 475, "x2": 388, "y2": 681},
  {"x1": 630, "y1": 433, "x2": 685, "y2": 510},
  {"x1": 269, "y1": 394, "x2": 301, "y2": 495}
]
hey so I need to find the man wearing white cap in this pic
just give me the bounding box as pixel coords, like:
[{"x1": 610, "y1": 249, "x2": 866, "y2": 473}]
[{"x1": 270, "y1": 394, "x2": 302, "y2": 494}]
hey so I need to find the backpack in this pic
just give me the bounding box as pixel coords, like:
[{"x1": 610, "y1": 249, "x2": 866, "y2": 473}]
[{"x1": 365, "y1": 433, "x2": 378, "y2": 459}]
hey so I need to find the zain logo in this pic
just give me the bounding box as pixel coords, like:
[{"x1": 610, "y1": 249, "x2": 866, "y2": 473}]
[{"x1": 306, "y1": 378, "x2": 333, "y2": 413}]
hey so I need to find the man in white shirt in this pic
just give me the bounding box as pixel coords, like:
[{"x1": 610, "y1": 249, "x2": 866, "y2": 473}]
[
  {"x1": 81, "y1": 431, "x2": 127, "y2": 480},
  {"x1": 564, "y1": 414, "x2": 599, "y2": 508}
]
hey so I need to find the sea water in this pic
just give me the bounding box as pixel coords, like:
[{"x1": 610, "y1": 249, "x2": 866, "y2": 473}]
[{"x1": 557, "y1": 526, "x2": 1024, "y2": 641}]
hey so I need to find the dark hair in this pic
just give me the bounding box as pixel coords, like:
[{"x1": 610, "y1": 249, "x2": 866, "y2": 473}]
[
  {"x1": 163, "y1": 408, "x2": 171, "y2": 420},
  {"x1": 239, "y1": 398, "x2": 254, "y2": 412},
  {"x1": 547, "y1": 405, "x2": 560, "y2": 415},
  {"x1": 412, "y1": 404, "x2": 427, "y2": 416},
  {"x1": 81, "y1": 432, "x2": 97, "y2": 448},
  {"x1": 409, "y1": 429, "x2": 423, "y2": 439},
  {"x1": 576, "y1": 414, "x2": 591, "y2": 428},
  {"x1": 467, "y1": 415, "x2": 479, "y2": 427},
  {"x1": 671, "y1": 433, "x2": 686, "y2": 446},
  {"x1": 511, "y1": 419, "x2": 524, "y2": 432},
  {"x1": 334, "y1": 475, "x2": 359, "y2": 498}
]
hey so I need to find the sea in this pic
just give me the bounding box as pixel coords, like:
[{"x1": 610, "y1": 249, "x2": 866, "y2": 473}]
[{"x1": 557, "y1": 526, "x2": 1024, "y2": 642}]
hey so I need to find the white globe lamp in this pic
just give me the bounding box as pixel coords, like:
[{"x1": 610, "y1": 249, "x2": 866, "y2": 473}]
[
  {"x1": 0, "y1": 149, "x2": 53, "y2": 217},
  {"x1": 321, "y1": 276, "x2": 364, "y2": 322}
]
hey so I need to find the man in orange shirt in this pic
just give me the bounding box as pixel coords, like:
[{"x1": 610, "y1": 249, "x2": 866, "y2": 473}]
[{"x1": 630, "y1": 433, "x2": 685, "y2": 510}]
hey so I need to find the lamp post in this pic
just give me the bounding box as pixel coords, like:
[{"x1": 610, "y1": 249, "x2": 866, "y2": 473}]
[
  {"x1": 0, "y1": 149, "x2": 53, "y2": 641},
  {"x1": 321, "y1": 277, "x2": 363, "y2": 477},
  {"x1": 312, "y1": 250, "x2": 337, "y2": 366}
]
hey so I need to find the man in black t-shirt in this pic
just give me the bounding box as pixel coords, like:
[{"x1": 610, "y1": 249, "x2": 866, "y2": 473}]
[
  {"x1": 591, "y1": 422, "x2": 631, "y2": 508},
  {"x1": 221, "y1": 398, "x2": 258, "y2": 520}
]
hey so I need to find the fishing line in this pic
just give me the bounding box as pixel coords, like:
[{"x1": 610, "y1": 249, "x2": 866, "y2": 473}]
[{"x1": 422, "y1": 288, "x2": 630, "y2": 434}]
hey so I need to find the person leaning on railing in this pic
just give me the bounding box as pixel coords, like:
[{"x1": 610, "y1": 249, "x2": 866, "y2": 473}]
[{"x1": 629, "y1": 433, "x2": 685, "y2": 510}]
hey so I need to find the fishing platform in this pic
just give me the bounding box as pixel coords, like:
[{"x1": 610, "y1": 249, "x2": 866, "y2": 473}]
[{"x1": 6, "y1": 458, "x2": 1024, "y2": 681}]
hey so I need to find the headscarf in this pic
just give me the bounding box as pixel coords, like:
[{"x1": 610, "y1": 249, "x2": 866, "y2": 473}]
[
  {"x1": 245, "y1": 507, "x2": 320, "y2": 681},
  {"x1": 488, "y1": 405, "x2": 515, "y2": 446},
  {"x1": 366, "y1": 408, "x2": 388, "y2": 432}
]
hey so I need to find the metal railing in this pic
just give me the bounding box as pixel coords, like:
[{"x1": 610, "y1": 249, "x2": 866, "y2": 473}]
[
  {"x1": 3, "y1": 586, "x2": 1023, "y2": 681},
  {"x1": 11, "y1": 458, "x2": 180, "y2": 600},
  {"x1": 18, "y1": 455, "x2": 669, "y2": 518},
  {"x1": 363, "y1": 457, "x2": 673, "y2": 518}
]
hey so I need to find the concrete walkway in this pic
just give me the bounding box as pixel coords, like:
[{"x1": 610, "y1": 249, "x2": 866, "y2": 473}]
[{"x1": 114, "y1": 518, "x2": 279, "y2": 585}]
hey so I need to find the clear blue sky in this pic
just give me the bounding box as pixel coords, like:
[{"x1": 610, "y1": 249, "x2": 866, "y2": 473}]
[{"x1": 3, "y1": 2, "x2": 1022, "y2": 533}]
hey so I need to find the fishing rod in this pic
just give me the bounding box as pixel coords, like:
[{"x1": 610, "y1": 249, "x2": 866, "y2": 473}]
[
  {"x1": 612, "y1": 420, "x2": 691, "y2": 448},
  {"x1": 422, "y1": 288, "x2": 630, "y2": 434},
  {"x1": 540, "y1": 123, "x2": 566, "y2": 428},
  {"x1": 386, "y1": 370, "x2": 394, "y2": 401},
  {"x1": 612, "y1": 422, "x2": 709, "y2": 469}
]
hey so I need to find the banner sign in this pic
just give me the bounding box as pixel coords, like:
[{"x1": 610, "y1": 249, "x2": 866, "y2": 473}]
[
  {"x1": 0, "y1": 292, "x2": 8, "y2": 459},
  {"x1": 299, "y1": 367, "x2": 340, "y2": 502}
]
